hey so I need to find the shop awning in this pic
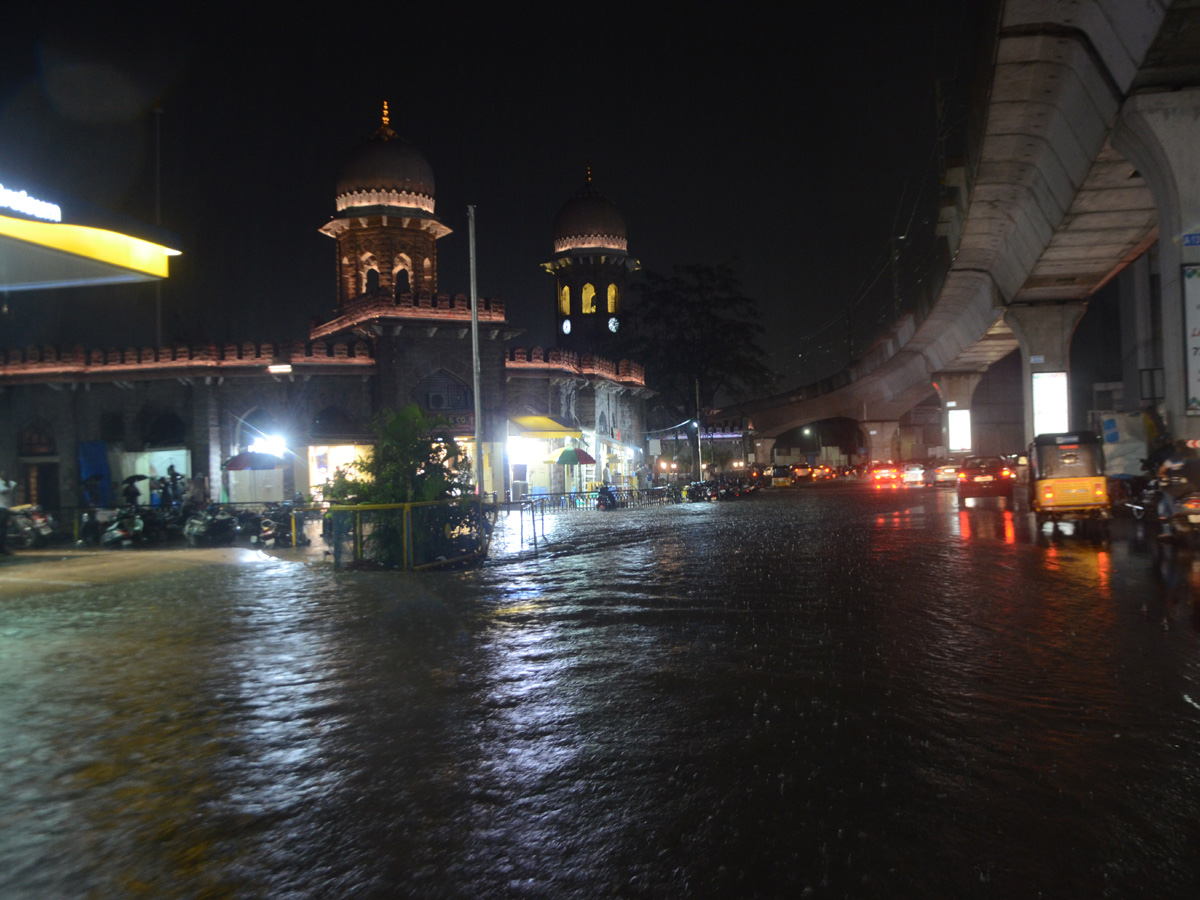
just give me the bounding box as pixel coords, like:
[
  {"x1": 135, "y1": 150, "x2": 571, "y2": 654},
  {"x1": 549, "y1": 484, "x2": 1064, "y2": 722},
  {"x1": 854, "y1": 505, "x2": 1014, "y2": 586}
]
[
  {"x1": 0, "y1": 212, "x2": 180, "y2": 291},
  {"x1": 508, "y1": 415, "x2": 582, "y2": 439}
]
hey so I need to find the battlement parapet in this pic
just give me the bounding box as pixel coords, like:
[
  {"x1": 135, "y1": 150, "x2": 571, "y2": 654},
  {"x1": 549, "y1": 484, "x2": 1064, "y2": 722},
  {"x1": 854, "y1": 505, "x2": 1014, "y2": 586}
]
[{"x1": 506, "y1": 347, "x2": 645, "y2": 387}]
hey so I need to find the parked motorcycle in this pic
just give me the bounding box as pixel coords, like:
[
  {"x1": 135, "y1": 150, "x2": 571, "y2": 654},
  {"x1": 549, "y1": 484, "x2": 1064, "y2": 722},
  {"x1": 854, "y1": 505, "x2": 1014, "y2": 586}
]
[
  {"x1": 183, "y1": 505, "x2": 240, "y2": 547},
  {"x1": 7, "y1": 504, "x2": 55, "y2": 548},
  {"x1": 253, "y1": 503, "x2": 310, "y2": 547}
]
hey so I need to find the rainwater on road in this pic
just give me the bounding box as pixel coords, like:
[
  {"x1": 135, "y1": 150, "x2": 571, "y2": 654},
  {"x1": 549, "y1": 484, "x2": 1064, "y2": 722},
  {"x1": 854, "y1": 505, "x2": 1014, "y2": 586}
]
[{"x1": 2, "y1": 480, "x2": 1199, "y2": 899}]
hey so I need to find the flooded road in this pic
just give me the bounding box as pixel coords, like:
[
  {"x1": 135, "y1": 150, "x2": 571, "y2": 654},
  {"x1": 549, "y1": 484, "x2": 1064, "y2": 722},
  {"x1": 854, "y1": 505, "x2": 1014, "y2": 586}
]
[{"x1": 3, "y1": 481, "x2": 1199, "y2": 898}]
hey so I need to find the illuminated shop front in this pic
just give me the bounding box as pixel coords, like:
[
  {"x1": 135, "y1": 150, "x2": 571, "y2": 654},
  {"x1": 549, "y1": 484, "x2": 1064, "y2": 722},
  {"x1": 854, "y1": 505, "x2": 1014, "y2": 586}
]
[{"x1": 507, "y1": 415, "x2": 585, "y2": 497}]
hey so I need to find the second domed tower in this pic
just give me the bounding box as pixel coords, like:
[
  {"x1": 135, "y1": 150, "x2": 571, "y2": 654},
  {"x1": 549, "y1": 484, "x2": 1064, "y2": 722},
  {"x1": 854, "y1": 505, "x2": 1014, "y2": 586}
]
[
  {"x1": 319, "y1": 103, "x2": 451, "y2": 309},
  {"x1": 542, "y1": 170, "x2": 639, "y2": 353}
]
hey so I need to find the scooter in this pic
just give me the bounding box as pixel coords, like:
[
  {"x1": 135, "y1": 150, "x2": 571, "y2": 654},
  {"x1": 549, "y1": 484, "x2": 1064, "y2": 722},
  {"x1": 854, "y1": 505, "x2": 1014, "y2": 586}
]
[
  {"x1": 1162, "y1": 490, "x2": 1200, "y2": 544},
  {"x1": 596, "y1": 484, "x2": 618, "y2": 510},
  {"x1": 1125, "y1": 479, "x2": 1161, "y2": 521},
  {"x1": 100, "y1": 506, "x2": 145, "y2": 548},
  {"x1": 253, "y1": 503, "x2": 310, "y2": 548}
]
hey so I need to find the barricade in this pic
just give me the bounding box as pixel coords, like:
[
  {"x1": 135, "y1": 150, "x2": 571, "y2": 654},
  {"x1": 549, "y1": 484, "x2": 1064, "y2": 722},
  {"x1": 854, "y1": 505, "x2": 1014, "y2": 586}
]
[{"x1": 325, "y1": 497, "x2": 498, "y2": 570}]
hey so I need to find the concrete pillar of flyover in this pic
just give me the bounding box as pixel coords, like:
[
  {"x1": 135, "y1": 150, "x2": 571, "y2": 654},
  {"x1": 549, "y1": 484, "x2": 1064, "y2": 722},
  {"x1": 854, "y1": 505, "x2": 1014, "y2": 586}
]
[
  {"x1": 932, "y1": 371, "x2": 984, "y2": 455},
  {"x1": 1114, "y1": 88, "x2": 1200, "y2": 438},
  {"x1": 859, "y1": 421, "x2": 899, "y2": 464},
  {"x1": 1004, "y1": 301, "x2": 1088, "y2": 445},
  {"x1": 752, "y1": 436, "x2": 776, "y2": 467}
]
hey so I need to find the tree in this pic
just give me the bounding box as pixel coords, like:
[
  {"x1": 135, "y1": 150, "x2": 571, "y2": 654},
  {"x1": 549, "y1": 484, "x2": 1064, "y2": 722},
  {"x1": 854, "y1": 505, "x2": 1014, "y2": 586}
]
[
  {"x1": 324, "y1": 404, "x2": 476, "y2": 567},
  {"x1": 618, "y1": 263, "x2": 774, "y2": 471}
]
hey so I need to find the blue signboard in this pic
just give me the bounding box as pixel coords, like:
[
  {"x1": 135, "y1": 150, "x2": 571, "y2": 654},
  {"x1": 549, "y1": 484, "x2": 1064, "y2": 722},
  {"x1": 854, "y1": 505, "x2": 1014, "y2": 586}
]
[{"x1": 1184, "y1": 233, "x2": 1200, "y2": 247}]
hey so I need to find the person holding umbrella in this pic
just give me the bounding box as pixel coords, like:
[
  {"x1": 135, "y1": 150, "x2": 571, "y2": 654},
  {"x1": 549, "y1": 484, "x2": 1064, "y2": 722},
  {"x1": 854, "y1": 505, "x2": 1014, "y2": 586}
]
[{"x1": 122, "y1": 475, "x2": 147, "y2": 507}]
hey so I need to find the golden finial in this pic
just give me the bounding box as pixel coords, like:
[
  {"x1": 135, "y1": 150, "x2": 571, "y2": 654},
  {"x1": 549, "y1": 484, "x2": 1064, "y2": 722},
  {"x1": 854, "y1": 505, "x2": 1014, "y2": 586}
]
[{"x1": 382, "y1": 101, "x2": 390, "y2": 127}]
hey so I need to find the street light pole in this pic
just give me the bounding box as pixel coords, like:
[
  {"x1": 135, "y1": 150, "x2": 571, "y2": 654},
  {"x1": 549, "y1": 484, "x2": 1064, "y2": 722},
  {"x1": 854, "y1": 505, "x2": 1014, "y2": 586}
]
[{"x1": 468, "y1": 206, "x2": 483, "y2": 500}]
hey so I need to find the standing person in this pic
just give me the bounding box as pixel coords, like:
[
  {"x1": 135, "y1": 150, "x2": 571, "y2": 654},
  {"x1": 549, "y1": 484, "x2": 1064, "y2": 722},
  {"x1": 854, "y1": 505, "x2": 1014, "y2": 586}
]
[
  {"x1": 122, "y1": 478, "x2": 141, "y2": 507},
  {"x1": 0, "y1": 471, "x2": 15, "y2": 555}
]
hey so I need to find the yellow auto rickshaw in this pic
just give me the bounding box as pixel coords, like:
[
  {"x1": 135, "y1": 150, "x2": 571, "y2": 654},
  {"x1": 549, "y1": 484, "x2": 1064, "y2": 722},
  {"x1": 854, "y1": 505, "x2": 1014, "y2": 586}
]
[{"x1": 1028, "y1": 431, "x2": 1110, "y2": 534}]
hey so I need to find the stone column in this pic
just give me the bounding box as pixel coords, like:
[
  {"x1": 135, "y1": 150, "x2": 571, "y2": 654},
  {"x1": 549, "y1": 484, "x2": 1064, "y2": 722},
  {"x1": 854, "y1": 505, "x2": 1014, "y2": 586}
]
[
  {"x1": 1004, "y1": 301, "x2": 1088, "y2": 443},
  {"x1": 1114, "y1": 88, "x2": 1200, "y2": 437},
  {"x1": 932, "y1": 371, "x2": 984, "y2": 454},
  {"x1": 752, "y1": 436, "x2": 775, "y2": 467},
  {"x1": 859, "y1": 420, "x2": 899, "y2": 464}
]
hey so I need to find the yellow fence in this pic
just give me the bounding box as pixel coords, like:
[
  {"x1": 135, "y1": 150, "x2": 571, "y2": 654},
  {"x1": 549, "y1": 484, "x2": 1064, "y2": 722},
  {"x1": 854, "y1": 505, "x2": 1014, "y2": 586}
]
[{"x1": 325, "y1": 498, "x2": 497, "y2": 571}]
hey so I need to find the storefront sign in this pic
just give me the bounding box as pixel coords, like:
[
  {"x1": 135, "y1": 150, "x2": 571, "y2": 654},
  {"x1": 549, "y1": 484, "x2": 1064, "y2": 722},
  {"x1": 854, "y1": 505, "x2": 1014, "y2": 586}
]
[{"x1": 0, "y1": 182, "x2": 61, "y2": 222}]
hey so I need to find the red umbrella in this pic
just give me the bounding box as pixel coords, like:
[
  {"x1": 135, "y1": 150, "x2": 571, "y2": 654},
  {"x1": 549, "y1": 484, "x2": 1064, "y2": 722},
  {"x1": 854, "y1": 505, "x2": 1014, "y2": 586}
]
[{"x1": 545, "y1": 447, "x2": 596, "y2": 466}]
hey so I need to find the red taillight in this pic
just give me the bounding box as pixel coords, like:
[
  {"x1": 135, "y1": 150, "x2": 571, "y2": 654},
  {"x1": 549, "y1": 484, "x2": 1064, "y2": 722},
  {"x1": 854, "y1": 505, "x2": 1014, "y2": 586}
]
[
  {"x1": 1094, "y1": 485, "x2": 1105, "y2": 498},
  {"x1": 1001, "y1": 468, "x2": 1012, "y2": 478},
  {"x1": 958, "y1": 472, "x2": 966, "y2": 481}
]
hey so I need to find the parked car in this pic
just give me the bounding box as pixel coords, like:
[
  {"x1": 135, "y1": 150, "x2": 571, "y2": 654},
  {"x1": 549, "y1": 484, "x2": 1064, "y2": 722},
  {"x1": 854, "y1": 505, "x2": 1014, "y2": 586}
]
[{"x1": 956, "y1": 456, "x2": 1015, "y2": 507}]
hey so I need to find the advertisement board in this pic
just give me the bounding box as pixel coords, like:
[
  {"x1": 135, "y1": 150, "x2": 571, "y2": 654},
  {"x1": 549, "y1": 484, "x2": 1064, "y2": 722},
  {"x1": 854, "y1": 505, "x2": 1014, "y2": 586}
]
[
  {"x1": 1032, "y1": 371, "x2": 1069, "y2": 435},
  {"x1": 947, "y1": 408, "x2": 971, "y2": 452}
]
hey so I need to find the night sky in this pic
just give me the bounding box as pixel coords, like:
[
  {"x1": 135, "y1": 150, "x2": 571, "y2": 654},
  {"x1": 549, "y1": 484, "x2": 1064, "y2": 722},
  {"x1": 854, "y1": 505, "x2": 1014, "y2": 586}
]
[{"x1": 0, "y1": 2, "x2": 985, "y2": 387}]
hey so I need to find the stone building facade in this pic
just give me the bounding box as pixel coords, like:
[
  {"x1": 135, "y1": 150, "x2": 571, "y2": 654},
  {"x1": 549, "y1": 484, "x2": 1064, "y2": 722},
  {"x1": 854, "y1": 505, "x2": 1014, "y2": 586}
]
[{"x1": 0, "y1": 110, "x2": 651, "y2": 510}]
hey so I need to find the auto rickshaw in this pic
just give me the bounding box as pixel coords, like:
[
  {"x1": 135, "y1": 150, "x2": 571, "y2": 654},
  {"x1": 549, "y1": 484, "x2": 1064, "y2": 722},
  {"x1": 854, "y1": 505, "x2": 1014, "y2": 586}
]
[{"x1": 1028, "y1": 431, "x2": 1110, "y2": 535}]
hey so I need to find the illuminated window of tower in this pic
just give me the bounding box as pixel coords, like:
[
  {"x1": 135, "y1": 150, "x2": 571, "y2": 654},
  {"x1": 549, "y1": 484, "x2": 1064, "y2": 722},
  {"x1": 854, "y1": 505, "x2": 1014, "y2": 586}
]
[
  {"x1": 582, "y1": 283, "x2": 596, "y2": 314},
  {"x1": 559, "y1": 284, "x2": 570, "y2": 316},
  {"x1": 607, "y1": 283, "x2": 619, "y2": 313}
]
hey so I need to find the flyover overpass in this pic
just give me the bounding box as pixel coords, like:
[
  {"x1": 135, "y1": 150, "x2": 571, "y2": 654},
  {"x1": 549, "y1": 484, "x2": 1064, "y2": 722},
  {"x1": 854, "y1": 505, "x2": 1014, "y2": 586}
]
[{"x1": 721, "y1": 0, "x2": 1196, "y2": 463}]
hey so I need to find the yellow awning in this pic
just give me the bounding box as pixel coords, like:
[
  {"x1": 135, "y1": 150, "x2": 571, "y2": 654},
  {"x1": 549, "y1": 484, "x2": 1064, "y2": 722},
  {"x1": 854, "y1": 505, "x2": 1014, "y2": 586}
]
[
  {"x1": 0, "y1": 212, "x2": 180, "y2": 291},
  {"x1": 508, "y1": 415, "x2": 582, "y2": 439}
]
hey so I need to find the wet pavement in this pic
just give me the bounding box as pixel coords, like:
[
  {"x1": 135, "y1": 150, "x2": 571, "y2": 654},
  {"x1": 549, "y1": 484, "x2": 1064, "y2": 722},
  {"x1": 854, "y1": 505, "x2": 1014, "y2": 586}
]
[{"x1": 2, "y1": 480, "x2": 1199, "y2": 898}]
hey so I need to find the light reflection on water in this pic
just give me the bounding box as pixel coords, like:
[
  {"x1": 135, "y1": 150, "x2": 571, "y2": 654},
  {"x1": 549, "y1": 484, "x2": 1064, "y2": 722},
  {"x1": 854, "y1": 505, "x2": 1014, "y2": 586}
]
[{"x1": 1, "y1": 485, "x2": 1199, "y2": 898}]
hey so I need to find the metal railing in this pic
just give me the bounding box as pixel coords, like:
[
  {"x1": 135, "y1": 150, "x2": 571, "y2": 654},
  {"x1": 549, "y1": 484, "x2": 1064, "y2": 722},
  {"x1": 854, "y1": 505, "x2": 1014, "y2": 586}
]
[
  {"x1": 325, "y1": 497, "x2": 498, "y2": 571},
  {"x1": 505, "y1": 486, "x2": 682, "y2": 552}
]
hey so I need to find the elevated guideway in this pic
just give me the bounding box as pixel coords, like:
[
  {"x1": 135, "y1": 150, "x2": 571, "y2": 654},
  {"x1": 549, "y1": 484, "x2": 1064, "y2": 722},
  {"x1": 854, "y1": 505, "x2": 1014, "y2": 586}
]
[{"x1": 723, "y1": 0, "x2": 1177, "y2": 461}]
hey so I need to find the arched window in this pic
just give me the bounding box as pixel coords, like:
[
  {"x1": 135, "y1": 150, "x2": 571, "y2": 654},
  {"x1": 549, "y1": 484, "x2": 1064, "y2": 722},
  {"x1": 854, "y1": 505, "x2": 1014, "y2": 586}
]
[
  {"x1": 395, "y1": 268, "x2": 411, "y2": 296},
  {"x1": 559, "y1": 284, "x2": 570, "y2": 316},
  {"x1": 423, "y1": 258, "x2": 432, "y2": 289},
  {"x1": 582, "y1": 283, "x2": 596, "y2": 314},
  {"x1": 414, "y1": 369, "x2": 472, "y2": 413},
  {"x1": 365, "y1": 267, "x2": 380, "y2": 292},
  {"x1": 607, "y1": 283, "x2": 619, "y2": 313}
]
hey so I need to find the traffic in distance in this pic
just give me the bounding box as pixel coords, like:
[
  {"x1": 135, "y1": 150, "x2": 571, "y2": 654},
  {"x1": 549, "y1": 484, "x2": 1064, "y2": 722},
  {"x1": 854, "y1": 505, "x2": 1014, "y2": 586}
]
[{"x1": 749, "y1": 431, "x2": 1130, "y2": 531}]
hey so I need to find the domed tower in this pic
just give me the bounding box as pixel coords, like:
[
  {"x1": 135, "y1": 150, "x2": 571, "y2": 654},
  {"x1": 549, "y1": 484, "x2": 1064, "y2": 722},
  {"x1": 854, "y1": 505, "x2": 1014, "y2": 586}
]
[
  {"x1": 543, "y1": 169, "x2": 640, "y2": 353},
  {"x1": 319, "y1": 103, "x2": 451, "y2": 310}
]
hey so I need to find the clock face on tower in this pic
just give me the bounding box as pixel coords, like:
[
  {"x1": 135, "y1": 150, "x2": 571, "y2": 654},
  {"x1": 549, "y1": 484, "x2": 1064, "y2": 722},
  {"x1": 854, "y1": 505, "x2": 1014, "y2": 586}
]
[
  {"x1": 608, "y1": 316, "x2": 620, "y2": 333},
  {"x1": 562, "y1": 318, "x2": 572, "y2": 335}
]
